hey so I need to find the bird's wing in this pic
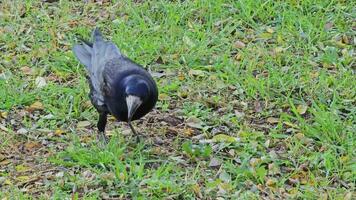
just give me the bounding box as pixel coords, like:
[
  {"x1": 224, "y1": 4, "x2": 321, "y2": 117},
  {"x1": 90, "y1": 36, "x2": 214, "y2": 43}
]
[
  {"x1": 90, "y1": 28, "x2": 123, "y2": 105},
  {"x1": 73, "y1": 28, "x2": 124, "y2": 106}
]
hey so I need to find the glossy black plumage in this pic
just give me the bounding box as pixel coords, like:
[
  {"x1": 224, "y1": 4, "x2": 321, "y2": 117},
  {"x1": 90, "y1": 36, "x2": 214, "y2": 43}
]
[{"x1": 73, "y1": 28, "x2": 158, "y2": 141}]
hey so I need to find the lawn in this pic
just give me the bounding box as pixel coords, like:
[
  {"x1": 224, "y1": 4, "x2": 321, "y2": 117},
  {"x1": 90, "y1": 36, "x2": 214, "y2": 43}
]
[{"x1": 0, "y1": 0, "x2": 355, "y2": 199}]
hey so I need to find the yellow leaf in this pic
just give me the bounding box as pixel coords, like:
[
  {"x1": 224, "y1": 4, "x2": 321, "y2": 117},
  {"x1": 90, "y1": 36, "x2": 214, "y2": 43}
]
[
  {"x1": 191, "y1": 184, "x2": 202, "y2": 198},
  {"x1": 0, "y1": 111, "x2": 8, "y2": 119},
  {"x1": 249, "y1": 158, "x2": 261, "y2": 167},
  {"x1": 15, "y1": 164, "x2": 30, "y2": 173},
  {"x1": 266, "y1": 27, "x2": 274, "y2": 34},
  {"x1": 212, "y1": 134, "x2": 239, "y2": 143},
  {"x1": 267, "y1": 117, "x2": 279, "y2": 124},
  {"x1": 178, "y1": 72, "x2": 185, "y2": 81},
  {"x1": 54, "y1": 129, "x2": 65, "y2": 136},
  {"x1": 28, "y1": 101, "x2": 44, "y2": 111},
  {"x1": 283, "y1": 121, "x2": 299, "y2": 128},
  {"x1": 16, "y1": 176, "x2": 30, "y2": 182},
  {"x1": 118, "y1": 172, "x2": 126, "y2": 182},
  {"x1": 183, "y1": 128, "x2": 194, "y2": 137},
  {"x1": 158, "y1": 93, "x2": 170, "y2": 100},
  {"x1": 297, "y1": 104, "x2": 308, "y2": 115},
  {"x1": 24, "y1": 141, "x2": 41, "y2": 150},
  {"x1": 4, "y1": 179, "x2": 12, "y2": 185},
  {"x1": 266, "y1": 178, "x2": 276, "y2": 187},
  {"x1": 259, "y1": 32, "x2": 272, "y2": 39}
]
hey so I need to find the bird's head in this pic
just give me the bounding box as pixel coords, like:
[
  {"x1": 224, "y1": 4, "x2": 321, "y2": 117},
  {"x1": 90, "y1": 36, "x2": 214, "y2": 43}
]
[
  {"x1": 123, "y1": 76, "x2": 150, "y2": 122},
  {"x1": 103, "y1": 71, "x2": 157, "y2": 123}
]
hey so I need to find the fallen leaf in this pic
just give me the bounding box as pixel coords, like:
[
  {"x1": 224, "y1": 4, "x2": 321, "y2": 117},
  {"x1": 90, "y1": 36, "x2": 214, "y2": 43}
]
[
  {"x1": 0, "y1": 159, "x2": 11, "y2": 166},
  {"x1": 324, "y1": 21, "x2": 333, "y2": 30},
  {"x1": 77, "y1": 121, "x2": 91, "y2": 128},
  {"x1": 24, "y1": 141, "x2": 41, "y2": 150},
  {"x1": 178, "y1": 72, "x2": 185, "y2": 81},
  {"x1": 191, "y1": 184, "x2": 203, "y2": 198},
  {"x1": 234, "y1": 40, "x2": 246, "y2": 49},
  {"x1": 296, "y1": 104, "x2": 308, "y2": 115},
  {"x1": 15, "y1": 164, "x2": 31, "y2": 173},
  {"x1": 266, "y1": 27, "x2": 274, "y2": 33},
  {"x1": 0, "y1": 125, "x2": 8, "y2": 132},
  {"x1": 266, "y1": 178, "x2": 276, "y2": 187},
  {"x1": 158, "y1": 93, "x2": 170, "y2": 100},
  {"x1": 342, "y1": 35, "x2": 350, "y2": 44},
  {"x1": 20, "y1": 66, "x2": 33, "y2": 75},
  {"x1": 16, "y1": 176, "x2": 30, "y2": 182},
  {"x1": 219, "y1": 171, "x2": 231, "y2": 183},
  {"x1": 188, "y1": 69, "x2": 205, "y2": 77},
  {"x1": 17, "y1": 128, "x2": 28, "y2": 134},
  {"x1": 259, "y1": 32, "x2": 272, "y2": 39},
  {"x1": 150, "y1": 71, "x2": 165, "y2": 78},
  {"x1": 267, "y1": 117, "x2": 279, "y2": 124},
  {"x1": 28, "y1": 101, "x2": 44, "y2": 111},
  {"x1": 183, "y1": 128, "x2": 194, "y2": 137},
  {"x1": 54, "y1": 129, "x2": 65, "y2": 136},
  {"x1": 183, "y1": 35, "x2": 195, "y2": 47},
  {"x1": 35, "y1": 76, "x2": 47, "y2": 88},
  {"x1": 254, "y1": 100, "x2": 263, "y2": 113},
  {"x1": 344, "y1": 192, "x2": 353, "y2": 200},
  {"x1": 209, "y1": 157, "x2": 221, "y2": 167},
  {"x1": 0, "y1": 111, "x2": 8, "y2": 119},
  {"x1": 274, "y1": 47, "x2": 284, "y2": 54},
  {"x1": 283, "y1": 121, "x2": 299, "y2": 128},
  {"x1": 212, "y1": 134, "x2": 239, "y2": 143},
  {"x1": 249, "y1": 158, "x2": 261, "y2": 167},
  {"x1": 186, "y1": 117, "x2": 203, "y2": 129},
  {"x1": 268, "y1": 163, "x2": 281, "y2": 175},
  {"x1": 4, "y1": 179, "x2": 12, "y2": 185}
]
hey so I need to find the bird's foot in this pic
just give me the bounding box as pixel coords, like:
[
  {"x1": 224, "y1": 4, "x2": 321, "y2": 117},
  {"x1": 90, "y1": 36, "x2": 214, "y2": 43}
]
[{"x1": 97, "y1": 131, "x2": 108, "y2": 146}]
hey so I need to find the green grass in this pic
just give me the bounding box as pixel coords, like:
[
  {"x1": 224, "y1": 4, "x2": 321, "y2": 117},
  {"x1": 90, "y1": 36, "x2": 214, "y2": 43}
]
[{"x1": 0, "y1": 0, "x2": 355, "y2": 199}]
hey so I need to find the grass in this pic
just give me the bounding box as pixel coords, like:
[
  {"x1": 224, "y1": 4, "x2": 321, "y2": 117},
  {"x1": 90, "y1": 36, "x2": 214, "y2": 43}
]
[{"x1": 0, "y1": 0, "x2": 355, "y2": 199}]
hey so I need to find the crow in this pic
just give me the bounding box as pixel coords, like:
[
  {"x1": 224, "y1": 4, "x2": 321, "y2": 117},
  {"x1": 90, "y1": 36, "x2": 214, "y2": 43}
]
[{"x1": 72, "y1": 28, "x2": 158, "y2": 142}]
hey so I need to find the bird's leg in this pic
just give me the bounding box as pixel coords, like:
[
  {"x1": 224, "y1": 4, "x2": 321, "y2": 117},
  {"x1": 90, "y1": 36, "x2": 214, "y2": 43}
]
[
  {"x1": 128, "y1": 121, "x2": 141, "y2": 143},
  {"x1": 97, "y1": 112, "x2": 108, "y2": 143}
]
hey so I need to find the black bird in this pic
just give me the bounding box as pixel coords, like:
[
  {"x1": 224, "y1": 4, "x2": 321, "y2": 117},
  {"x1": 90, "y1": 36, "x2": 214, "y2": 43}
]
[{"x1": 73, "y1": 28, "x2": 158, "y2": 142}]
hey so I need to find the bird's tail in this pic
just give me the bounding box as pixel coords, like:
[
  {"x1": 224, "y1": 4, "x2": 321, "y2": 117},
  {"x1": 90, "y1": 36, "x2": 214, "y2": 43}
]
[{"x1": 92, "y1": 27, "x2": 104, "y2": 43}]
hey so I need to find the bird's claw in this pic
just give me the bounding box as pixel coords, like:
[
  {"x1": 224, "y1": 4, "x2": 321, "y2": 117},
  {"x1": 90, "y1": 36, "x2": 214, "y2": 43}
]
[{"x1": 97, "y1": 131, "x2": 108, "y2": 146}]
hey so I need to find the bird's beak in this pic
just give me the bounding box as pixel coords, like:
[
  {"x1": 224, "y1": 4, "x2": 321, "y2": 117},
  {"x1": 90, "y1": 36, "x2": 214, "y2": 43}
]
[{"x1": 126, "y1": 95, "x2": 142, "y2": 122}]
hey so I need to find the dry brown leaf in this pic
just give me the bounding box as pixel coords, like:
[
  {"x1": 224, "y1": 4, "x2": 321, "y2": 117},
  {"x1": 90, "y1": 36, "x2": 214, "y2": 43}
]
[
  {"x1": 186, "y1": 117, "x2": 203, "y2": 129},
  {"x1": 267, "y1": 117, "x2": 279, "y2": 124},
  {"x1": 0, "y1": 159, "x2": 11, "y2": 166},
  {"x1": 20, "y1": 66, "x2": 33, "y2": 75},
  {"x1": 209, "y1": 157, "x2": 221, "y2": 167},
  {"x1": 191, "y1": 184, "x2": 203, "y2": 198},
  {"x1": 28, "y1": 101, "x2": 44, "y2": 111},
  {"x1": 178, "y1": 72, "x2": 185, "y2": 81},
  {"x1": 158, "y1": 93, "x2": 170, "y2": 101},
  {"x1": 266, "y1": 178, "x2": 276, "y2": 187},
  {"x1": 0, "y1": 111, "x2": 8, "y2": 119},
  {"x1": 24, "y1": 141, "x2": 41, "y2": 150},
  {"x1": 35, "y1": 76, "x2": 47, "y2": 88},
  {"x1": 234, "y1": 40, "x2": 246, "y2": 49},
  {"x1": 77, "y1": 121, "x2": 91, "y2": 128},
  {"x1": 188, "y1": 69, "x2": 205, "y2": 77}
]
